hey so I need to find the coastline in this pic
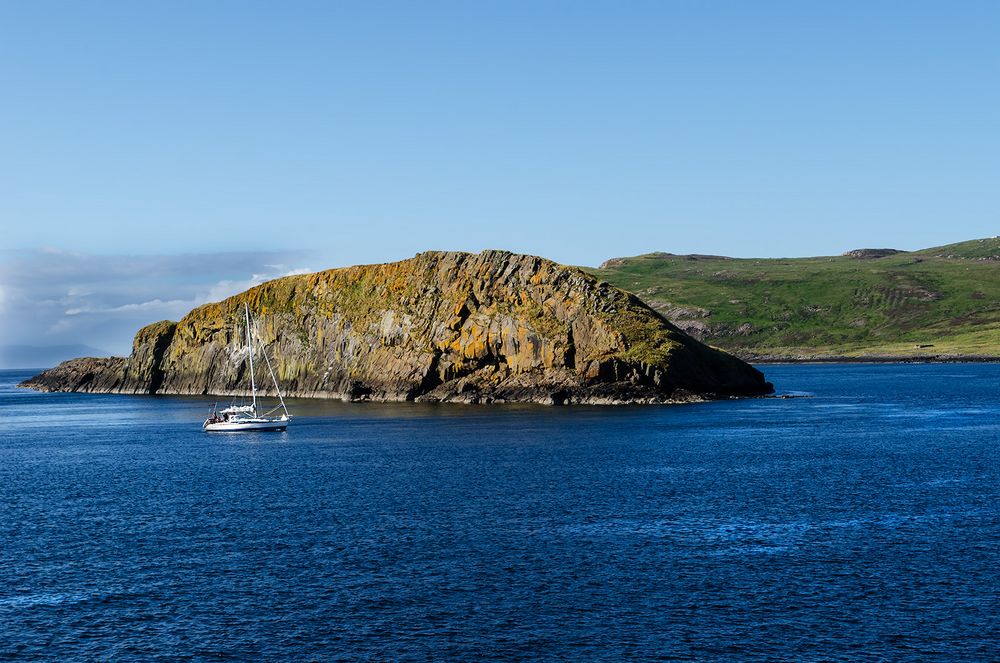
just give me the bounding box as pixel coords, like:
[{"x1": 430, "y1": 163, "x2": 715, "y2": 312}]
[
  {"x1": 16, "y1": 376, "x2": 766, "y2": 406},
  {"x1": 743, "y1": 354, "x2": 1000, "y2": 364}
]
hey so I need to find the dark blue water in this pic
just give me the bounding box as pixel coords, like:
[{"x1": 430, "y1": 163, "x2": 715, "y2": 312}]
[{"x1": 2, "y1": 365, "x2": 999, "y2": 661}]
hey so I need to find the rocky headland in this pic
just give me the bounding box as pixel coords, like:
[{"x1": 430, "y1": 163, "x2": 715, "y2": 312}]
[{"x1": 21, "y1": 251, "x2": 773, "y2": 404}]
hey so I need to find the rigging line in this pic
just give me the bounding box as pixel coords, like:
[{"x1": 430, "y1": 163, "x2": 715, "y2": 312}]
[{"x1": 250, "y1": 310, "x2": 291, "y2": 418}]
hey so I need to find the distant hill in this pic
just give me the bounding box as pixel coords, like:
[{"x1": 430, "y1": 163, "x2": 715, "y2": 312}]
[
  {"x1": 0, "y1": 344, "x2": 110, "y2": 370},
  {"x1": 589, "y1": 237, "x2": 1000, "y2": 360}
]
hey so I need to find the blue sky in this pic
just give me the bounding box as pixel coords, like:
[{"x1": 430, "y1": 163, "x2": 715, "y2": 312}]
[{"x1": 1, "y1": 1, "x2": 998, "y2": 360}]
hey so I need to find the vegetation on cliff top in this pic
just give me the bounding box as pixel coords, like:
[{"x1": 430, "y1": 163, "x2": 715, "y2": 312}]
[{"x1": 589, "y1": 237, "x2": 1000, "y2": 359}]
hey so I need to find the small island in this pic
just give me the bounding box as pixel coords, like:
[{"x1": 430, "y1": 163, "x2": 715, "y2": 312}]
[{"x1": 21, "y1": 250, "x2": 772, "y2": 404}]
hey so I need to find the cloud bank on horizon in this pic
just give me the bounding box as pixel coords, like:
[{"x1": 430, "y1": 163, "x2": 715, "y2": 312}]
[{"x1": 0, "y1": 248, "x2": 314, "y2": 367}]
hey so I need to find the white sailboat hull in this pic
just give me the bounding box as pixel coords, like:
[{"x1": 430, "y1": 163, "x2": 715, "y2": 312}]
[{"x1": 204, "y1": 417, "x2": 290, "y2": 432}]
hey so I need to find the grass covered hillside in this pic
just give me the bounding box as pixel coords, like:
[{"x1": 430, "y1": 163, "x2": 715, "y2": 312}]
[{"x1": 589, "y1": 237, "x2": 1000, "y2": 360}]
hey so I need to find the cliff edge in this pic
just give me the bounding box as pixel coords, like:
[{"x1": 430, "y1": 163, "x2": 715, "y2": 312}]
[{"x1": 21, "y1": 251, "x2": 772, "y2": 404}]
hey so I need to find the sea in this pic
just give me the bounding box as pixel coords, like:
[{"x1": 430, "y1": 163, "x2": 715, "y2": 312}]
[{"x1": 1, "y1": 364, "x2": 998, "y2": 661}]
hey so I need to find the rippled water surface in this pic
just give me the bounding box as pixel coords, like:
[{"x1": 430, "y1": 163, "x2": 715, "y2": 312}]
[{"x1": 2, "y1": 365, "x2": 999, "y2": 660}]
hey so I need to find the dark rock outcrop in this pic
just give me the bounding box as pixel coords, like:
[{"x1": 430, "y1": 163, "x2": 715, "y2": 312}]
[
  {"x1": 26, "y1": 356, "x2": 128, "y2": 393},
  {"x1": 21, "y1": 251, "x2": 773, "y2": 404},
  {"x1": 842, "y1": 248, "x2": 904, "y2": 259}
]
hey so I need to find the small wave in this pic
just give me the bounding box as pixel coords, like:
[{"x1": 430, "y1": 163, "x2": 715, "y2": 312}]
[
  {"x1": 0, "y1": 592, "x2": 93, "y2": 609},
  {"x1": 0, "y1": 588, "x2": 139, "y2": 610}
]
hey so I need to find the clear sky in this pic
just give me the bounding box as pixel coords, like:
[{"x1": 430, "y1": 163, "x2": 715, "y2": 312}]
[{"x1": 1, "y1": 1, "x2": 998, "y2": 361}]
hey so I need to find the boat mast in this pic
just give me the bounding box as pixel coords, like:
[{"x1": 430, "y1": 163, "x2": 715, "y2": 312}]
[{"x1": 244, "y1": 302, "x2": 257, "y2": 413}]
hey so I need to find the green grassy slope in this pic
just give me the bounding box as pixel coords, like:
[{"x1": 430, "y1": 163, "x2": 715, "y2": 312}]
[{"x1": 588, "y1": 237, "x2": 1000, "y2": 359}]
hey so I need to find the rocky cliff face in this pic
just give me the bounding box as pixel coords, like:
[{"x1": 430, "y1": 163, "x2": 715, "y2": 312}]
[{"x1": 21, "y1": 251, "x2": 772, "y2": 404}]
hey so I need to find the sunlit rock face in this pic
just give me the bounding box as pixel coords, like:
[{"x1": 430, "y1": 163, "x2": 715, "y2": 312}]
[{"x1": 21, "y1": 251, "x2": 772, "y2": 404}]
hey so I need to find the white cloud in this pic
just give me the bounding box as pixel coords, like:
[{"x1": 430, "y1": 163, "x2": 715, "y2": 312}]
[
  {"x1": 0, "y1": 249, "x2": 317, "y2": 354},
  {"x1": 64, "y1": 298, "x2": 192, "y2": 316}
]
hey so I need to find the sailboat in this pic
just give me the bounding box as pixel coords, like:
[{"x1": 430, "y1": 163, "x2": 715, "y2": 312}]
[{"x1": 203, "y1": 302, "x2": 292, "y2": 432}]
